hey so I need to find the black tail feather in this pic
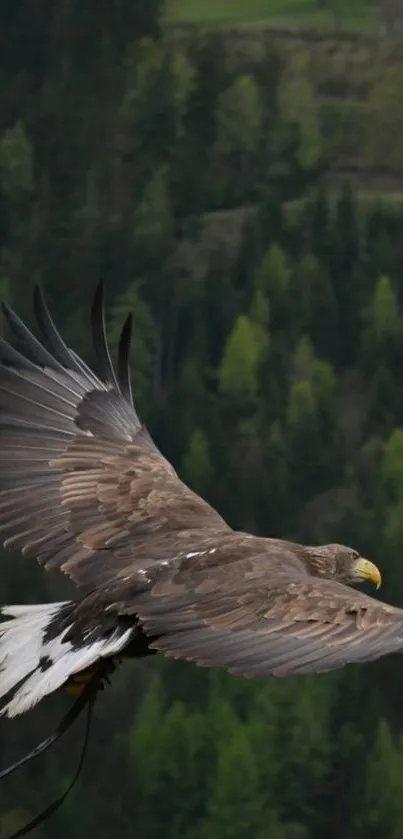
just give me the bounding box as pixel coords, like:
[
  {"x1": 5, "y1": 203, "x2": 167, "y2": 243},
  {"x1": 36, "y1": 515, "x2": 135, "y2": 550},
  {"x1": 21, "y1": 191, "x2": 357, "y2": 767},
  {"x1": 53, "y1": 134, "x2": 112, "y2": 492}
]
[
  {"x1": 118, "y1": 313, "x2": 134, "y2": 407},
  {"x1": 0, "y1": 333, "x2": 39, "y2": 372},
  {"x1": 1, "y1": 284, "x2": 136, "y2": 406},
  {"x1": 1, "y1": 301, "x2": 65, "y2": 374},
  {"x1": 90, "y1": 281, "x2": 119, "y2": 390},
  {"x1": 33, "y1": 285, "x2": 97, "y2": 383}
]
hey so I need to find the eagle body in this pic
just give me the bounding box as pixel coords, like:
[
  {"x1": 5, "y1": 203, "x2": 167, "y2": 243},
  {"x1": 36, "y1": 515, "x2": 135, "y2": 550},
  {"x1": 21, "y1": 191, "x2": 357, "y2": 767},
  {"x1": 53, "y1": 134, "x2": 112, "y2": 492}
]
[{"x1": 0, "y1": 285, "x2": 399, "y2": 719}]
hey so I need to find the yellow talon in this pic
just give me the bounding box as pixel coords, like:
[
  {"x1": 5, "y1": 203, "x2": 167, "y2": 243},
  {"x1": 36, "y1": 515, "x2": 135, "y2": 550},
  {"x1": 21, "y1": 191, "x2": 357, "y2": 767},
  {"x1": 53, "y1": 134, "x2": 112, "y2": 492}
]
[
  {"x1": 62, "y1": 657, "x2": 120, "y2": 695},
  {"x1": 63, "y1": 665, "x2": 97, "y2": 695},
  {"x1": 64, "y1": 681, "x2": 86, "y2": 696}
]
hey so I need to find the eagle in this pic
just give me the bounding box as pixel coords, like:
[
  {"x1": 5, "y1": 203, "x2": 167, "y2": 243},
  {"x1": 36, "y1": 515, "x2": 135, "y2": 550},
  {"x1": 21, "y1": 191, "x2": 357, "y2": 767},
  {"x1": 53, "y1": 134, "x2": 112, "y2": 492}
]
[{"x1": 0, "y1": 282, "x2": 399, "y2": 725}]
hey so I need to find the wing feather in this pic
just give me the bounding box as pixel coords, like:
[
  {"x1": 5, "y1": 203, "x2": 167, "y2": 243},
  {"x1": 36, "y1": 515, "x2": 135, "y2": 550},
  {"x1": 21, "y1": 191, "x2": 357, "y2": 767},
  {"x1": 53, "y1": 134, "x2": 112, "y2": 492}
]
[
  {"x1": 91, "y1": 281, "x2": 119, "y2": 390},
  {"x1": 0, "y1": 285, "x2": 228, "y2": 593},
  {"x1": 129, "y1": 567, "x2": 403, "y2": 677},
  {"x1": 4, "y1": 285, "x2": 403, "y2": 682},
  {"x1": 33, "y1": 285, "x2": 96, "y2": 383},
  {"x1": 1, "y1": 300, "x2": 66, "y2": 373},
  {"x1": 118, "y1": 314, "x2": 134, "y2": 407}
]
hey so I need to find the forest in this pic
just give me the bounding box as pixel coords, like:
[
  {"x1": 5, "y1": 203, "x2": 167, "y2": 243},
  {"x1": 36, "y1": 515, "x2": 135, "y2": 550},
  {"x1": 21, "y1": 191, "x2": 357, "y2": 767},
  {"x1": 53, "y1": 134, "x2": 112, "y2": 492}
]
[{"x1": 3, "y1": 1, "x2": 403, "y2": 837}]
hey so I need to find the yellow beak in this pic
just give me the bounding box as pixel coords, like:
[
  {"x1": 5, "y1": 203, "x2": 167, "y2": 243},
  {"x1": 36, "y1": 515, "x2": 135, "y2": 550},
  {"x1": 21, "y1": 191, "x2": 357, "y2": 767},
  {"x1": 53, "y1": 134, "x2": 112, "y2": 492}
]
[{"x1": 353, "y1": 557, "x2": 382, "y2": 590}]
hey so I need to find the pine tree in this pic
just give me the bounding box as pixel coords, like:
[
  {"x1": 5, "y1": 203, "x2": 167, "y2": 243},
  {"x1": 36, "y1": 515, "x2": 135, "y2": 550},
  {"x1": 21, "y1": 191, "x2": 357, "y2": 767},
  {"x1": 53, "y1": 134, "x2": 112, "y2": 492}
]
[
  {"x1": 353, "y1": 720, "x2": 403, "y2": 839},
  {"x1": 367, "y1": 66, "x2": 403, "y2": 175},
  {"x1": 182, "y1": 427, "x2": 213, "y2": 496},
  {"x1": 133, "y1": 165, "x2": 173, "y2": 261},
  {"x1": 218, "y1": 315, "x2": 265, "y2": 404},
  {"x1": 369, "y1": 275, "x2": 401, "y2": 347},
  {"x1": 253, "y1": 243, "x2": 290, "y2": 326},
  {"x1": 203, "y1": 724, "x2": 264, "y2": 839},
  {"x1": 291, "y1": 252, "x2": 338, "y2": 361},
  {"x1": 0, "y1": 122, "x2": 33, "y2": 199},
  {"x1": 275, "y1": 50, "x2": 321, "y2": 174},
  {"x1": 216, "y1": 75, "x2": 262, "y2": 157},
  {"x1": 108, "y1": 282, "x2": 157, "y2": 413},
  {"x1": 214, "y1": 73, "x2": 262, "y2": 204}
]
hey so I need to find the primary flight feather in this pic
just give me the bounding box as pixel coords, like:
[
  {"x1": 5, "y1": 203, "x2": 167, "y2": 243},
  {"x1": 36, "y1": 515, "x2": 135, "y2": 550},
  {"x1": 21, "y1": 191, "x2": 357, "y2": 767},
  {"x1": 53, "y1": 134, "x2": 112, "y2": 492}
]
[{"x1": 0, "y1": 283, "x2": 399, "y2": 719}]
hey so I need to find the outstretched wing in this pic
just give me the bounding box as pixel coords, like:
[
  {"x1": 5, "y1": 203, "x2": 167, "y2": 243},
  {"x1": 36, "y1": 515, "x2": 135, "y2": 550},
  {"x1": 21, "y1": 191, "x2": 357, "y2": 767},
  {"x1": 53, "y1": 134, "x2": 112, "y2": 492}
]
[
  {"x1": 4, "y1": 284, "x2": 403, "y2": 680},
  {"x1": 130, "y1": 555, "x2": 403, "y2": 677},
  {"x1": 0, "y1": 284, "x2": 229, "y2": 593}
]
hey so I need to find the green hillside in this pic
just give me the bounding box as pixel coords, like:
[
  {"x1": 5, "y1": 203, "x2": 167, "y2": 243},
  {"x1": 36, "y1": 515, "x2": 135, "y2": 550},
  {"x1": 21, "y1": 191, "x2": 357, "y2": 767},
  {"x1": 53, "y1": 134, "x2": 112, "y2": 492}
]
[{"x1": 167, "y1": 0, "x2": 376, "y2": 28}]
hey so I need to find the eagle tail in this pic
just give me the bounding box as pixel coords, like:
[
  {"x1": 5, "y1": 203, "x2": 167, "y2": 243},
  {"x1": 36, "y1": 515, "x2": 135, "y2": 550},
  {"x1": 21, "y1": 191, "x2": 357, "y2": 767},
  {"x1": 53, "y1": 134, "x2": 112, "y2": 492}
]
[{"x1": 0, "y1": 602, "x2": 132, "y2": 717}]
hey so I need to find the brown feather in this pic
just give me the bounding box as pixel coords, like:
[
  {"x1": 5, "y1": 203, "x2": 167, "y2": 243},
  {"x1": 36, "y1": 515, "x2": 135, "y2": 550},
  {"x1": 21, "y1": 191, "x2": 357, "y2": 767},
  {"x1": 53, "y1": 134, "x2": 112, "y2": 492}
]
[{"x1": 1, "y1": 287, "x2": 403, "y2": 684}]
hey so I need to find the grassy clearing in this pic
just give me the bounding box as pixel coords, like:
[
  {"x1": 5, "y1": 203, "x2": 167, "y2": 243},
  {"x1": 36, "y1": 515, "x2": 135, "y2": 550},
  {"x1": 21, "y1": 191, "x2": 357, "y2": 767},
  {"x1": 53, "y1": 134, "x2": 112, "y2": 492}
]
[{"x1": 166, "y1": 0, "x2": 376, "y2": 29}]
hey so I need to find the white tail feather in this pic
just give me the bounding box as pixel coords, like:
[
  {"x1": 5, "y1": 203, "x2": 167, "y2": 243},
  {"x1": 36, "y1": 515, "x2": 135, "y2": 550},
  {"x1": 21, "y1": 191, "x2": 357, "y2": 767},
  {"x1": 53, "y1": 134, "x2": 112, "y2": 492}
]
[{"x1": 0, "y1": 602, "x2": 132, "y2": 717}]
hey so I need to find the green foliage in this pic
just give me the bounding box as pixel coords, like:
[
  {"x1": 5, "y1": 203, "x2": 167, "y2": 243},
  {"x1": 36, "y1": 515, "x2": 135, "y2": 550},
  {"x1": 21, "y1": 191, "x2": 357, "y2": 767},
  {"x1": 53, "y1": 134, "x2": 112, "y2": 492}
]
[
  {"x1": 320, "y1": 98, "x2": 369, "y2": 160},
  {"x1": 218, "y1": 315, "x2": 266, "y2": 402},
  {"x1": 0, "y1": 122, "x2": 33, "y2": 198},
  {"x1": 276, "y1": 52, "x2": 321, "y2": 171},
  {"x1": 121, "y1": 37, "x2": 166, "y2": 125},
  {"x1": 204, "y1": 725, "x2": 263, "y2": 839},
  {"x1": 370, "y1": 275, "x2": 401, "y2": 345},
  {"x1": 367, "y1": 67, "x2": 403, "y2": 175},
  {"x1": 168, "y1": 0, "x2": 376, "y2": 27},
  {"x1": 213, "y1": 73, "x2": 262, "y2": 204},
  {"x1": 249, "y1": 288, "x2": 270, "y2": 332},
  {"x1": 291, "y1": 253, "x2": 338, "y2": 360},
  {"x1": 255, "y1": 242, "x2": 289, "y2": 291},
  {"x1": 171, "y1": 51, "x2": 197, "y2": 133},
  {"x1": 216, "y1": 74, "x2": 262, "y2": 155},
  {"x1": 108, "y1": 282, "x2": 156, "y2": 411},
  {"x1": 133, "y1": 165, "x2": 173, "y2": 254},
  {"x1": 384, "y1": 429, "x2": 403, "y2": 499},
  {"x1": 353, "y1": 720, "x2": 403, "y2": 839},
  {"x1": 182, "y1": 427, "x2": 213, "y2": 494},
  {"x1": 287, "y1": 378, "x2": 316, "y2": 429},
  {"x1": 129, "y1": 675, "x2": 166, "y2": 796}
]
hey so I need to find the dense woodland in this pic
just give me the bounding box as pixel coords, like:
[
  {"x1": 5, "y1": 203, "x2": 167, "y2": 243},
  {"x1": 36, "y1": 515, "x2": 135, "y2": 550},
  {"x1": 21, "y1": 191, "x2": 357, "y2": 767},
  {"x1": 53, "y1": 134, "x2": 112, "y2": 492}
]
[{"x1": 3, "y1": 2, "x2": 403, "y2": 838}]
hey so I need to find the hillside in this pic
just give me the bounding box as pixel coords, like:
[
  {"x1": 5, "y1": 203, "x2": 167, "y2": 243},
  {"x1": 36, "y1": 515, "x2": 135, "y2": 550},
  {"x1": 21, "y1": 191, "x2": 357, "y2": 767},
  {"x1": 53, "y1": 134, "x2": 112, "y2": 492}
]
[
  {"x1": 166, "y1": 16, "x2": 403, "y2": 199},
  {"x1": 167, "y1": 0, "x2": 377, "y2": 29}
]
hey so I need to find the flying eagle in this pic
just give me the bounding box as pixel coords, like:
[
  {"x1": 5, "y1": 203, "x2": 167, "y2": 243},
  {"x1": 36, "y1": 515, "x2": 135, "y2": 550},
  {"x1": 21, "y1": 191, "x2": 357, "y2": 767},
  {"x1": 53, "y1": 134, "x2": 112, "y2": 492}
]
[{"x1": 0, "y1": 283, "x2": 400, "y2": 726}]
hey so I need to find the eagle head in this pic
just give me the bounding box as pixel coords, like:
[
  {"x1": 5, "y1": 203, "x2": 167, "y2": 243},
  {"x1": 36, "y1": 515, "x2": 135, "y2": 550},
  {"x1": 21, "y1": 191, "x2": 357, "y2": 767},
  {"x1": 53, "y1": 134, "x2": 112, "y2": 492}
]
[{"x1": 307, "y1": 544, "x2": 382, "y2": 589}]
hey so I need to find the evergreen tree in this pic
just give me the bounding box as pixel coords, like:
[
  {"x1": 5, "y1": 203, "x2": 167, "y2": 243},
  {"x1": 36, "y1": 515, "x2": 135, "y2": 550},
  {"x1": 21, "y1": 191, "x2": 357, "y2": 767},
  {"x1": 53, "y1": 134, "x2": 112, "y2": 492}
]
[
  {"x1": 353, "y1": 720, "x2": 403, "y2": 839},
  {"x1": 218, "y1": 314, "x2": 265, "y2": 404},
  {"x1": 182, "y1": 427, "x2": 213, "y2": 496},
  {"x1": 203, "y1": 724, "x2": 264, "y2": 839},
  {"x1": 276, "y1": 51, "x2": 321, "y2": 173},
  {"x1": 0, "y1": 122, "x2": 33, "y2": 199},
  {"x1": 291, "y1": 252, "x2": 338, "y2": 360},
  {"x1": 367, "y1": 66, "x2": 403, "y2": 175},
  {"x1": 369, "y1": 274, "x2": 401, "y2": 348},
  {"x1": 214, "y1": 73, "x2": 262, "y2": 203},
  {"x1": 253, "y1": 242, "x2": 290, "y2": 330}
]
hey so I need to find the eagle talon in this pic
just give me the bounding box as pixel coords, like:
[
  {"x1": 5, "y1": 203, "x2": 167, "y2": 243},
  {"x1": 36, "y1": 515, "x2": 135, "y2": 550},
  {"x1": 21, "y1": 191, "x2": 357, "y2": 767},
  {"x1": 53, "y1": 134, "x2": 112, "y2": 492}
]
[{"x1": 63, "y1": 663, "x2": 107, "y2": 696}]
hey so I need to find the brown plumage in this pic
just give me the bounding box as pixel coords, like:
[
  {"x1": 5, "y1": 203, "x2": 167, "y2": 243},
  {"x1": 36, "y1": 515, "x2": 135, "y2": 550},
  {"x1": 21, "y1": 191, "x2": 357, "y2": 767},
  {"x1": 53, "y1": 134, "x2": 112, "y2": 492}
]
[{"x1": 0, "y1": 283, "x2": 399, "y2": 718}]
